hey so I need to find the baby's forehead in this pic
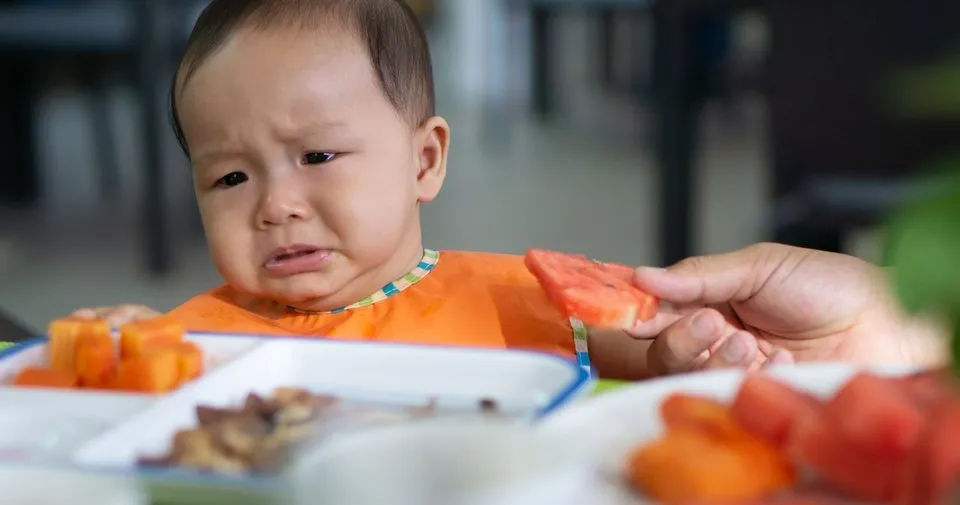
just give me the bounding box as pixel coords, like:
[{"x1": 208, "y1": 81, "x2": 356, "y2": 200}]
[
  {"x1": 176, "y1": 29, "x2": 406, "y2": 144},
  {"x1": 185, "y1": 28, "x2": 378, "y2": 98}
]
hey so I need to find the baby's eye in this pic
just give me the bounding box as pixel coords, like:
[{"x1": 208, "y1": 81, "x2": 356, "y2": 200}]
[
  {"x1": 216, "y1": 171, "x2": 248, "y2": 188},
  {"x1": 303, "y1": 152, "x2": 336, "y2": 165}
]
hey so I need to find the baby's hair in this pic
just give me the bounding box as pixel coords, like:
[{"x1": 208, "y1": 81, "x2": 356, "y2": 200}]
[{"x1": 169, "y1": 0, "x2": 436, "y2": 158}]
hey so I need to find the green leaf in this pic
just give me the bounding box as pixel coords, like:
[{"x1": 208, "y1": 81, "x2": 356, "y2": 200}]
[
  {"x1": 883, "y1": 168, "x2": 960, "y2": 316},
  {"x1": 886, "y1": 55, "x2": 960, "y2": 118}
]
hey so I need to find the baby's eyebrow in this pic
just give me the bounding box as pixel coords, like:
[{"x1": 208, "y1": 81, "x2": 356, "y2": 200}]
[
  {"x1": 191, "y1": 146, "x2": 246, "y2": 167},
  {"x1": 284, "y1": 120, "x2": 349, "y2": 138}
]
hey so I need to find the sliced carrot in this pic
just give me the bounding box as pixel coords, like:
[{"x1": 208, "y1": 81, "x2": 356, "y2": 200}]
[
  {"x1": 115, "y1": 349, "x2": 180, "y2": 393},
  {"x1": 152, "y1": 341, "x2": 204, "y2": 383},
  {"x1": 75, "y1": 327, "x2": 113, "y2": 352},
  {"x1": 627, "y1": 428, "x2": 793, "y2": 505},
  {"x1": 75, "y1": 340, "x2": 117, "y2": 388},
  {"x1": 661, "y1": 393, "x2": 746, "y2": 441},
  {"x1": 119, "y1": 315, "x2": 185, "y2": 359},
  {"x1": 47, "y1": 317, "x2": 110, "y2": 372},
  {"x1": 12, "y1": 366, "x2": 80, "y2": 389}
]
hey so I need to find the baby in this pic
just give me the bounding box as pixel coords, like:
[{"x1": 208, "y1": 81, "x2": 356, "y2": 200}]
[{"x1": 71, "y1": 0, "x2": 651, "y2": 378}]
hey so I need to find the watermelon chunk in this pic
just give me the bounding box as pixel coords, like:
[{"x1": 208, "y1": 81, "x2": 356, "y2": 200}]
[
  {"x1": 896, "y1": 367, "x2": 952, "y2": 410},
  {"x1": 896, "y1": 397, "x2": 960, "y2": 505},
  {"x1": 825, "y1": 372, "x2": 924, "y2": 457},
  {"x1": 731, "y1": 373, "x2": 821, "y2": 447},
  {"x1": 788, "y1": 407, "x2": 902, "y2": 502},
  {"x1": 524, "y1": 248, "x2": 658, "y2": 329}
]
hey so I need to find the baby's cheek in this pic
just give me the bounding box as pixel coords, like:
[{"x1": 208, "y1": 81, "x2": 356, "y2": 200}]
[
  {"x1": 330, "y1": 191, "x2": 412, "y2": 249},
  {"x1": 204, "y1": 221, "x2": 256, "y2": 285}
]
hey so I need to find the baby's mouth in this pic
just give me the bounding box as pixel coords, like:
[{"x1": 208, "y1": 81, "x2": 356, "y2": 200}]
[
  {"x1": 271, "y1": 249, "x2": 317, "y2": 263},
  {"x1": 264, "y1": 245, "x2": 326, "y2": 268}
]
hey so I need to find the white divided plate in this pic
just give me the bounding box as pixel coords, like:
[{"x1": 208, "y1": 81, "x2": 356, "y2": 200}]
[
  {"x1": 74, "y1": 338, "x2": 590, "y2": 471},
  {"x1": 0, "y1": 333, "x2": 264, "y2": 465},
  {"x1": 0, "y1": 333, "x2": 264, "y2": 387},
  {"x1": 518, "y1": 362, "x2": 923, "y2": 505},
  {"x1": 0, "y1": 465, "x2": 140, "y2": 505},
  {"x1": 0, "y1": 388, "x2": 151, "y2": 462},
  {"x1": 290, "y1": 418, "x2": 577, "y2": 505}
]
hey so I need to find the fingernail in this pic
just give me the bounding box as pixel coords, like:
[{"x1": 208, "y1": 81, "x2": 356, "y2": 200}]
[
  {"x1": 721, "y1": 334, "x2": 750, "y2": 362},
  {"x1": 689, "y1": 310, "x2": 718, "y2": 342}
]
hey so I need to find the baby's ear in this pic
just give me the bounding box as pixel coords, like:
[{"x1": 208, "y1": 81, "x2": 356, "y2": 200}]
[{"x1": 414, "y1": 116, "x2": 450, "y2": 202}]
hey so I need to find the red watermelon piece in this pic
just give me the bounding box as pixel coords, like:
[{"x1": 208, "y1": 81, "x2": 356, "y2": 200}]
[
  {"x1": 787, "y1": 407, "x2": 901, "y2": 502},
  {"x1": 524, "y1": 248, "x2": 658, "y2": 329},
  {"x1": 896, "y1": 367, "x2": 952, "y2": 411},
  {"x1": 825, "y1": 372, "x2": 924, "y2": 457},
  {"x1": 731, "y1": 374, "x2": 821, "y2": 448},
  {"x1": 895, "y1": 396, "x2": 960, "y2": 505}
]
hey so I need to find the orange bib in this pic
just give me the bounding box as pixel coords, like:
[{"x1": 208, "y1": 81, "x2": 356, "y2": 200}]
[{"x1": 167, "y1": 250, "x2": 587, "y2": 366}]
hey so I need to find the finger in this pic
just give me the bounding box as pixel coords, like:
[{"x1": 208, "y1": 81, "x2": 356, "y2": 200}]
[
  {"x1": 103, "y1": 305, "x2": 159, "y2": 327},
  {"x1": 762, "y1": 349, "x2": 795, "y2": 368},
  {"x1": 103, "y1": 306, "x2": 138, "y2": 327},
  {"x1": 756, "y1": 337, "x2": 776, "y2": 357},
  {"x1": 624, "y1": 301, "x2": 683, "y2": 339},
  {"x1": 70, "y1": 308, "x2": 98, "y2": 319},
  {"x1": 647, "y1": 308, "x2": 729, "y2": 376},
  {"x1": 633, "y1": 243, "x2": 796, "y2": 305},
  {"x1": 698, "y1": 331, "x2": 759, "y2": 370}
]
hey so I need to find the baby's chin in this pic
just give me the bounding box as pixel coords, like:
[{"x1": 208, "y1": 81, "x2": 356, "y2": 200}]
[{"x1": 249, "y1": 273, "x2": 360, "y2": 312}]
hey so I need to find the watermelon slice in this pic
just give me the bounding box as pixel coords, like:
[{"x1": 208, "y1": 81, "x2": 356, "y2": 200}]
[
  {"x1": 825, "y1": 372, "x2": 924, "y2": 457},
  {"x1": 896, "y1": 397, "x2": 960, "y2": 505},
  {"x1": 731, "y1": 374, "x2": 821, "y2": 448},
  {"x1": 524, "y1": 248, "x2": 659, "y2": 329},
  {"x1": 787, "y1": 407, "x2": 902, "y2": 502}
]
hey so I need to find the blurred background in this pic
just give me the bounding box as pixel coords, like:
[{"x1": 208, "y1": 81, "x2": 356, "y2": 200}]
[{"x1": 0, "y1": 0, "x2": 957, "y2": 336}]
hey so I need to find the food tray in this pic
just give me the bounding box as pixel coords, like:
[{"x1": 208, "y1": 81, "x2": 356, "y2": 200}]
[
  {"x1": 0, "y1": 333, "x2": 263, "y2": 388},
  {"x1": 71, "y1": 337, "x2": 590, "y2": 504},
  {"x1": 0, "y1": 334, "x2": 264, "y2": 465}
]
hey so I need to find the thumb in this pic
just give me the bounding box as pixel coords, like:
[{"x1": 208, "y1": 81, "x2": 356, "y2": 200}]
[{"x1": 633, "y1": 243, "x2": 786, "y2": 305}]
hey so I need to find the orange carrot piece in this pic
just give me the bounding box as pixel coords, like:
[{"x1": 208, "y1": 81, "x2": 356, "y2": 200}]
[
  {"x1": 47, "y1": 317, "x2": 110, "y2": 373},
  {"x1": 626, "y1": 428, "x2": 794, "y2": 505},
  {"x1": 75, "y1": 328, "x2": 113, "y2": 352},
  {"x1": 661, "y1": 393, "x2": 747, "y2": 441},
  {"x1": 115, "y1": 349, "x2": 180, "y2": 393},
  {"x1": 153, "y1": 341, "x2": 204, "y2": 383},
  {"x1": 119, "y1": 315, "x2": 185, "y2": 359},
  {"x1": 75, "y1": 340, "x2": 117, "y2": 388},
  {"x1": 12, "y1": 367, "x2": 80, "y2": 389}
]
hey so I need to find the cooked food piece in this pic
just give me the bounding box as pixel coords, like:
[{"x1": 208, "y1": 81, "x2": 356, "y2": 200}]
[{"x1": 140, "y1": 388, "x2": 509, "y2": 475}]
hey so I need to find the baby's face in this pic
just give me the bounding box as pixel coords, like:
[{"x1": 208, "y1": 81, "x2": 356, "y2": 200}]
[{"x1": 177, "y1": 27, "x2": 446, "y2": 310}]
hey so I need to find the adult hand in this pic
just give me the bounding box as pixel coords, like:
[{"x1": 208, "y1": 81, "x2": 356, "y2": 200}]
[{"x1": 628, "y1": 242, "x2": 947, "y2": 377}]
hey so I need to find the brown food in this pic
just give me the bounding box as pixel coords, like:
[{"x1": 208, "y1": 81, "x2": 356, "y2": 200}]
[
  {"x1": 479, "y1": 398, "x2": 499, "y2": 413},
  {"x1": 140, "y1": 388, "x2": 505, "y2": 476}
]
